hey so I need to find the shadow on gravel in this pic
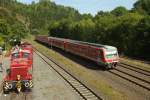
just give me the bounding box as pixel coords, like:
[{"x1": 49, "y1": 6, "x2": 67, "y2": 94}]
[{"x1": 36, "y1": 41, "x2": 106, "y2": 71}]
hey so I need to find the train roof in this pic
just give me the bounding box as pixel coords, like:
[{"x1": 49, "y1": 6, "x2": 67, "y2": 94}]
[
  {"x1": 11, "y1": 50, "x2": 19, "y2": 54},
  {"x1": 21, "y1": 42, "x2": 31, "y2": 45},
  {"x1": 74, "y1": 40, "x2": 116, "y2": 50},
  {"x1": 11, "y1": 49, "x2": 31, "y2": 54},
  {"x1": 21, "y1": 49, "x2": 31, "y2": 53},
  {"x1": 49, "y1": 36, "x2": 117, "y2": 50},
  {"x1": 48, "y1": 36, "x2": 67, "y2": 41}
]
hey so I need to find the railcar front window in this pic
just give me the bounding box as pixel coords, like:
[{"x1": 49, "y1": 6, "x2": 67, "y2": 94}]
[
  {"x1": 105, "y1": 48, "x2": 118, "y2": 59},
  {"x1": 106, "y1": 53, "x2": 117, "y2": 59}
]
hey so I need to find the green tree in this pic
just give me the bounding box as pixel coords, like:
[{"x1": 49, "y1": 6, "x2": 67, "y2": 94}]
[
  {"x1": 0, "y1": 19, "x2": 11, "y2": 49},
  {"x1": 134, "y1": 16, "x2": 150, "y2": 58},
  {"x1": 134, "y1": 0, "x2": 150, "y2": 15},
  {"x1": 111, "y1": 6, "x2": 128, "y2": 16},
  {"x1": 11, "y1": 22, "x2": 28, "y2": 41},
  {"x1": 76, "y1": 19, "x2": 95, "y2": 41}
]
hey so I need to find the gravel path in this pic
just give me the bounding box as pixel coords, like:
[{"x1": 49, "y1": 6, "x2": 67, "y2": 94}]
[
  {"x1": 0, "y1": 53, "x2": 80, "y2": 100},
  {"x1": 32, "y1": 52, "x2": 80, "y2": 100}
]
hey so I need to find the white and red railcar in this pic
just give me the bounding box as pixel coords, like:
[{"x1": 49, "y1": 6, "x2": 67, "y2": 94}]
[{"x1": 36, "y1": 35, "x2": 119, "y2": 69}]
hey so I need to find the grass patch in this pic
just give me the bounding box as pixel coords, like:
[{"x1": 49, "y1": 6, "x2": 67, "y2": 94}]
[{"x1": 25, "y1": 36, "x2": 126, "y2": 100}]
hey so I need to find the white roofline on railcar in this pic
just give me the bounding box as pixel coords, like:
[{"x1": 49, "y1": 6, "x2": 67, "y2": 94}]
[{"x1": 48, "y1": 36, "x2": 117, "y2": 49}]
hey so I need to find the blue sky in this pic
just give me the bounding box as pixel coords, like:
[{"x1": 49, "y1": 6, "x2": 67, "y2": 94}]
[{"x1": 18, "y1": 0, "x2": 137, "y2": 15}]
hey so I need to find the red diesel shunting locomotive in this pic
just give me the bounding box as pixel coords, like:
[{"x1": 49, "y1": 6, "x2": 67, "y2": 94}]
[
  {"x1": 3, "y1": 43, "x2": 33, "y2": 94},
  {"x1": 36, "y1": 35, "x2": 119, "y2": 69}
]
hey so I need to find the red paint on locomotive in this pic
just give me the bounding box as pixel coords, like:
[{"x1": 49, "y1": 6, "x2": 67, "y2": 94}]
[
  {"x1": 3, "y1": 44, "x2": 33, "y2": 94},
  {"x1": 5, "y1": 58, "x2": 32, "y2": 81}
]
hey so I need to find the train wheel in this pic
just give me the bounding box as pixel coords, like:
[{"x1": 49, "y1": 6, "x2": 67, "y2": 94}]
[
  {"x1": 111, "y1": 63, "x2": 117, "y2": 69},
  {"x1": 111, "y1": 65, "x2": 115, "y2": 69},
  {"x1": 105, "y1": 65, "x2": 111, "y2": 70}
]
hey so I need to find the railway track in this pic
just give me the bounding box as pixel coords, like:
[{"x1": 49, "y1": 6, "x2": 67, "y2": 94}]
[
  {"x1": 0, "y1": 92, "x2": 29, "y2": 100},
  {"x1": 34, "y1": 48, "x2": 102, "y2": 100},
  {"x1": 120, "y1": 62, "x2": 150, "y2": 76},
  {"x1": 23, "y1": 93, "x2": 27, "y2": 100},
  {"x1": 109, "y1": 63, "x2": 150, "y2": 91}
]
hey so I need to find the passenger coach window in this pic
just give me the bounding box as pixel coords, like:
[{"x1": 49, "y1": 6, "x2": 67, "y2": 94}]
[
  {"x1": 23, "y1": 53, "x2": 29, "y2": 58},
  {"x1": 98, "y1": 50, "x2": 102, "y2": 58}
]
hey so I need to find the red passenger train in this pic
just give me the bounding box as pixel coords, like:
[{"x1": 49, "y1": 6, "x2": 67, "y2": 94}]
[
  {"x1": 3, "y1": 43, "x2": 33, "y2": 94},
  {"x1": 35, "y1": 35, "x2": 119, "y2": 69}
]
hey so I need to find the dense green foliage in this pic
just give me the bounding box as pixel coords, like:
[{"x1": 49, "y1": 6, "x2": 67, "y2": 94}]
[
  {"x1": 134, "y1": 0, "x2": 150, "y2": 15},
  {"x1": 0, "y1": 0, "x2": 81, "y2": 48},
  {"x1": 48, "y1": 0, "x2": 150, "y2": 59},
  {"x1": 0, "y1": 1, "x2": 29, "y2": 48},
  {"x1": 0, "y1": 0, "x2": 149, "y2": 59}
]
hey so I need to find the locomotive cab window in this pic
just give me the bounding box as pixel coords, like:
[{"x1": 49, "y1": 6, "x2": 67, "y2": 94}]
[
  {"x1": 12, "y1": 53, "x2": 19, "y2": 58},
  {"x1": 23, "y1": 52, "x2": 29, "y2": 58}
]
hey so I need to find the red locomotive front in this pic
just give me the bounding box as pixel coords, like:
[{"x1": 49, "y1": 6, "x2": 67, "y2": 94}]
[
  {"x1": 11, "y1": 49, "x2": 33, "y2": 66},
  {"x1": 3, "y1": 58, "x2": 33, "y2": 94},
  {"x1": 3, "y1": 43, "x2": 33, "y2": 94}
]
